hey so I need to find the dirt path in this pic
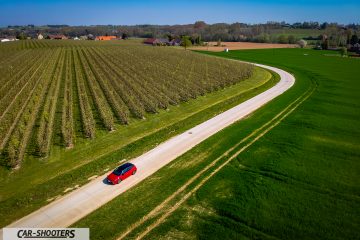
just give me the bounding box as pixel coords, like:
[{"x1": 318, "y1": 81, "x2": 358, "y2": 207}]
[{"x1": 0, "y1": 62, "x2": 295, "y2": 238}]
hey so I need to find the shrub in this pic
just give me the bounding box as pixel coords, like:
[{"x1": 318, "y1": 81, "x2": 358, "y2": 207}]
[
  {"x1": 298, "y1": 39, "x2": 307, "y2": 48},
  {"x1": 278, "y1": 35, "x2": 288, "y2": 44},
  {"x1": 339, "y1": 47, "x2": 347, "y2": 56},
  {"x1": 288, "y1": 35, "x2": 296, "y2": 44}
]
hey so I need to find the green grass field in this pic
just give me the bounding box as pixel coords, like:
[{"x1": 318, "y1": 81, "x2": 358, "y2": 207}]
[
  {"x1": 72, "y1": 48, "x2": 360, "y2": 239},
  {"x1": 0, "y1": 62, "x2": 276, "y2": 227},
  {"x1": 269, "y1": 28, "x2": 325, "y2": 38}
]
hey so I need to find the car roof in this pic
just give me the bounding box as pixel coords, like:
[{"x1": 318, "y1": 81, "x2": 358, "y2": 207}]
[{"x1": 117, "y1": 162, "x2": 134, "y2": 170}]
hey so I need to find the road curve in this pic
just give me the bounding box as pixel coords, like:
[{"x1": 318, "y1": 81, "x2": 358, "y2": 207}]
[{"x1": 1, "y1": 63, "x2": 295, "y2": 233}]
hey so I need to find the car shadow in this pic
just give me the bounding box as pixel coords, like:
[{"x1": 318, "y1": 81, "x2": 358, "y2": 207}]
[{"x1": 102, "y1": 178, "x2": 113, "y2": 185}]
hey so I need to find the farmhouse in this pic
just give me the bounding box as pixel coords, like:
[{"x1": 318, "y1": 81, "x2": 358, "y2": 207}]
[
  {"x1": 87, "y1": 34, "x2": 95, "y2": 40},
  {"x1": 48, "y1": 34, "x2": 68, "y2": 40},
  {"x1": 0, "y1": 37, "x2": 17, "y2": 42},
  {"x1": 169, "y1": 39, "x2": 181, "y2": 46},
  {"x1": 37, "y1": 34, "x2": 44, "y2": 40},
  {"x1": 143, "y1": 38, "x2": 157, "y2": 45},
  {"x1": 95, "y1": 35, "x2": 117, "y2": 41},
  {"x1": 143, "y1": 38, "x2": 170, "y2": 46}
]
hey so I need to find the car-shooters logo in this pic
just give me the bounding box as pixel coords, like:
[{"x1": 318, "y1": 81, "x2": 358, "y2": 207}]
[{"x1": 2, "y1": 228, "x2": 89, "y2": 240}]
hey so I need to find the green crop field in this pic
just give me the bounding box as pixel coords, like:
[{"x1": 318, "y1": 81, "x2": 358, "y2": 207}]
[
  {"x1": 0, "y1": 40, "x2": 253, "y2": 169},
  {"x1": 0, "y1": 40, "x2": 276, "y2": 227},
  {"x1": 71, "y1": 48, "x2": 359, "y2": 239},
  {"x1": 269, "y1": 28, "x2": 325, "y2": 38}
]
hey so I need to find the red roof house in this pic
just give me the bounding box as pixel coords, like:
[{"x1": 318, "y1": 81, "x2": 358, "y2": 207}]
[{"x1": 95, "y1": 36, "x2": 118, "y2": 41}]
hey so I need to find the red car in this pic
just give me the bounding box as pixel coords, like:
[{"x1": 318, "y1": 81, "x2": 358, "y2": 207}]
[{"x1": 107, "y1": 162, "x2": 137, "y2": 185}]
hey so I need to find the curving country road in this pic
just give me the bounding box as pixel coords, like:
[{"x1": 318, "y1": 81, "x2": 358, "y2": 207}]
[{"x1": 0, "y1": 63, "x2": 295, "y2": 235}]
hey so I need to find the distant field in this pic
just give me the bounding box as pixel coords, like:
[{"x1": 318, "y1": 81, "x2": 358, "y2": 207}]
[
  {"x1": 189, "y1": 42, "x2": 297, "y2": 52},
  {"x1": 72, "y1": 48, "x2": 359, "y2": 240},
  {"x1": 0, "y1": 40, "x2": 277, "y2": 227},
  {"x1": 0, "y1": 39, "x2": 253, "y2": 169},
  {"x1": 269, "y1": 28, "x2": 325, "y2": 38}
]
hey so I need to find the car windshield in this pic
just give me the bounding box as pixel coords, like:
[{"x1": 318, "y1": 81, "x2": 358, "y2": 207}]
[{"x1": 113, "y1": 163, "x2": 132, "y2": 176}]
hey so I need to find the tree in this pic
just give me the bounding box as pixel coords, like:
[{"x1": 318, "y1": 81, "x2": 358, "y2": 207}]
[
  {"x1": 321, "y1": 35, "x2": 329, "y2": 49},
  {"x1": 166, "y1": 34, "x2": 175, "y2": 41},
  {"x1": 278, "y1": 35, "x2": 288, "y2": 44},
  {"x1": 256, "y1": 33, "x2": 270, "y2": 43},
  {"x1": 298, "y1": 39, "x2": 307, "y2": 48},
  {"x1": 194, "y1": 35, "x2": 202, "y2": 45},
  {"x1": 320, "y1": 22, "x2": 328, "y2": 30},
  {"x1": 122, "y1": 33, "x2": 128, "y2": 39},
  {"x1": 350, "y1": 34, "x2": 359, "y2": 45},
  {"x1": 16, "y1": 32, "x2": 26, "y2": 40},
  {"x1": 194, "y1": 21, "x2": 207, "y2": 29},
  {"x1": 345, "y1": 29, "x2": 353, "y2": 44},
  {"x1": 338, "y1": 35, "x2": 347, "y2": 47},
  {"x1": 181, "y1": 36, "x2": 192, "y2": 50},
  {"x1": 288, "y1": 35, "x2": 296, "y2": 44},
  {"x1": 217, "y1": 39, "x2": 221, "y2": 46}
]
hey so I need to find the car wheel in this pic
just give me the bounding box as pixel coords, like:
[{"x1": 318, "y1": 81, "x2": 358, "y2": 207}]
[
  {"x1": 117, "y1": 179, "x2": 122, "y2": 184},
  {"x1": 132, "y1": 170, "x2": 137, "y2": 175}
]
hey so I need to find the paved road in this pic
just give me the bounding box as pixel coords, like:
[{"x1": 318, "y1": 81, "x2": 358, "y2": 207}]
[{"x1": 1, "y1": 63, "x2": 295, "y2": 235}]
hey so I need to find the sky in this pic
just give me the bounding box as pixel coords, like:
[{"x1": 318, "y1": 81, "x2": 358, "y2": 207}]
[{"x1": 0, "y1": 0, "x2": 359, "y2": 26}]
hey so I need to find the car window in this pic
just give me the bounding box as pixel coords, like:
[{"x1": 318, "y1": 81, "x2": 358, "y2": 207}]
[
  {"x1": 113, "y1": 163, "x2": 132, "y2": 175},
  {"x1": 121, "y1": 167, "x2": 128, "y2": 174}
]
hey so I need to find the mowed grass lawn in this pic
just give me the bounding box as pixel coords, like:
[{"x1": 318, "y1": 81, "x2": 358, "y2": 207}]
[{"x1": 73, "y1": 48, "x2": 359, "y2": 240}]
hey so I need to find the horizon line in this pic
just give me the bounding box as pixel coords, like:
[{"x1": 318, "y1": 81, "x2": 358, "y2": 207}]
[{"x1": 2, "y1": 20, "x2": 360, "y2": 28}]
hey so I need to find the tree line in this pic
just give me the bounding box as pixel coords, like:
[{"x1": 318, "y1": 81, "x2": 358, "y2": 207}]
[{"x1": 2, "y1": 21, "x2": 359, "y2": 45}]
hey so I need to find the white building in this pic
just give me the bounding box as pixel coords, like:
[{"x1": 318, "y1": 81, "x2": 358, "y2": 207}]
[
  {"x1": 1, "y1": 38, "x2": 16, "y2": 42},
  {"x1": 38, "y1": 34, "x2": 44, "y2": 40}
]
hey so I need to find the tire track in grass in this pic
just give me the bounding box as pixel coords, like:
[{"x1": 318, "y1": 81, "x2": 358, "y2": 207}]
[{"x1": 121, "y1": 79, "x2": 316, "y2": 240}]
